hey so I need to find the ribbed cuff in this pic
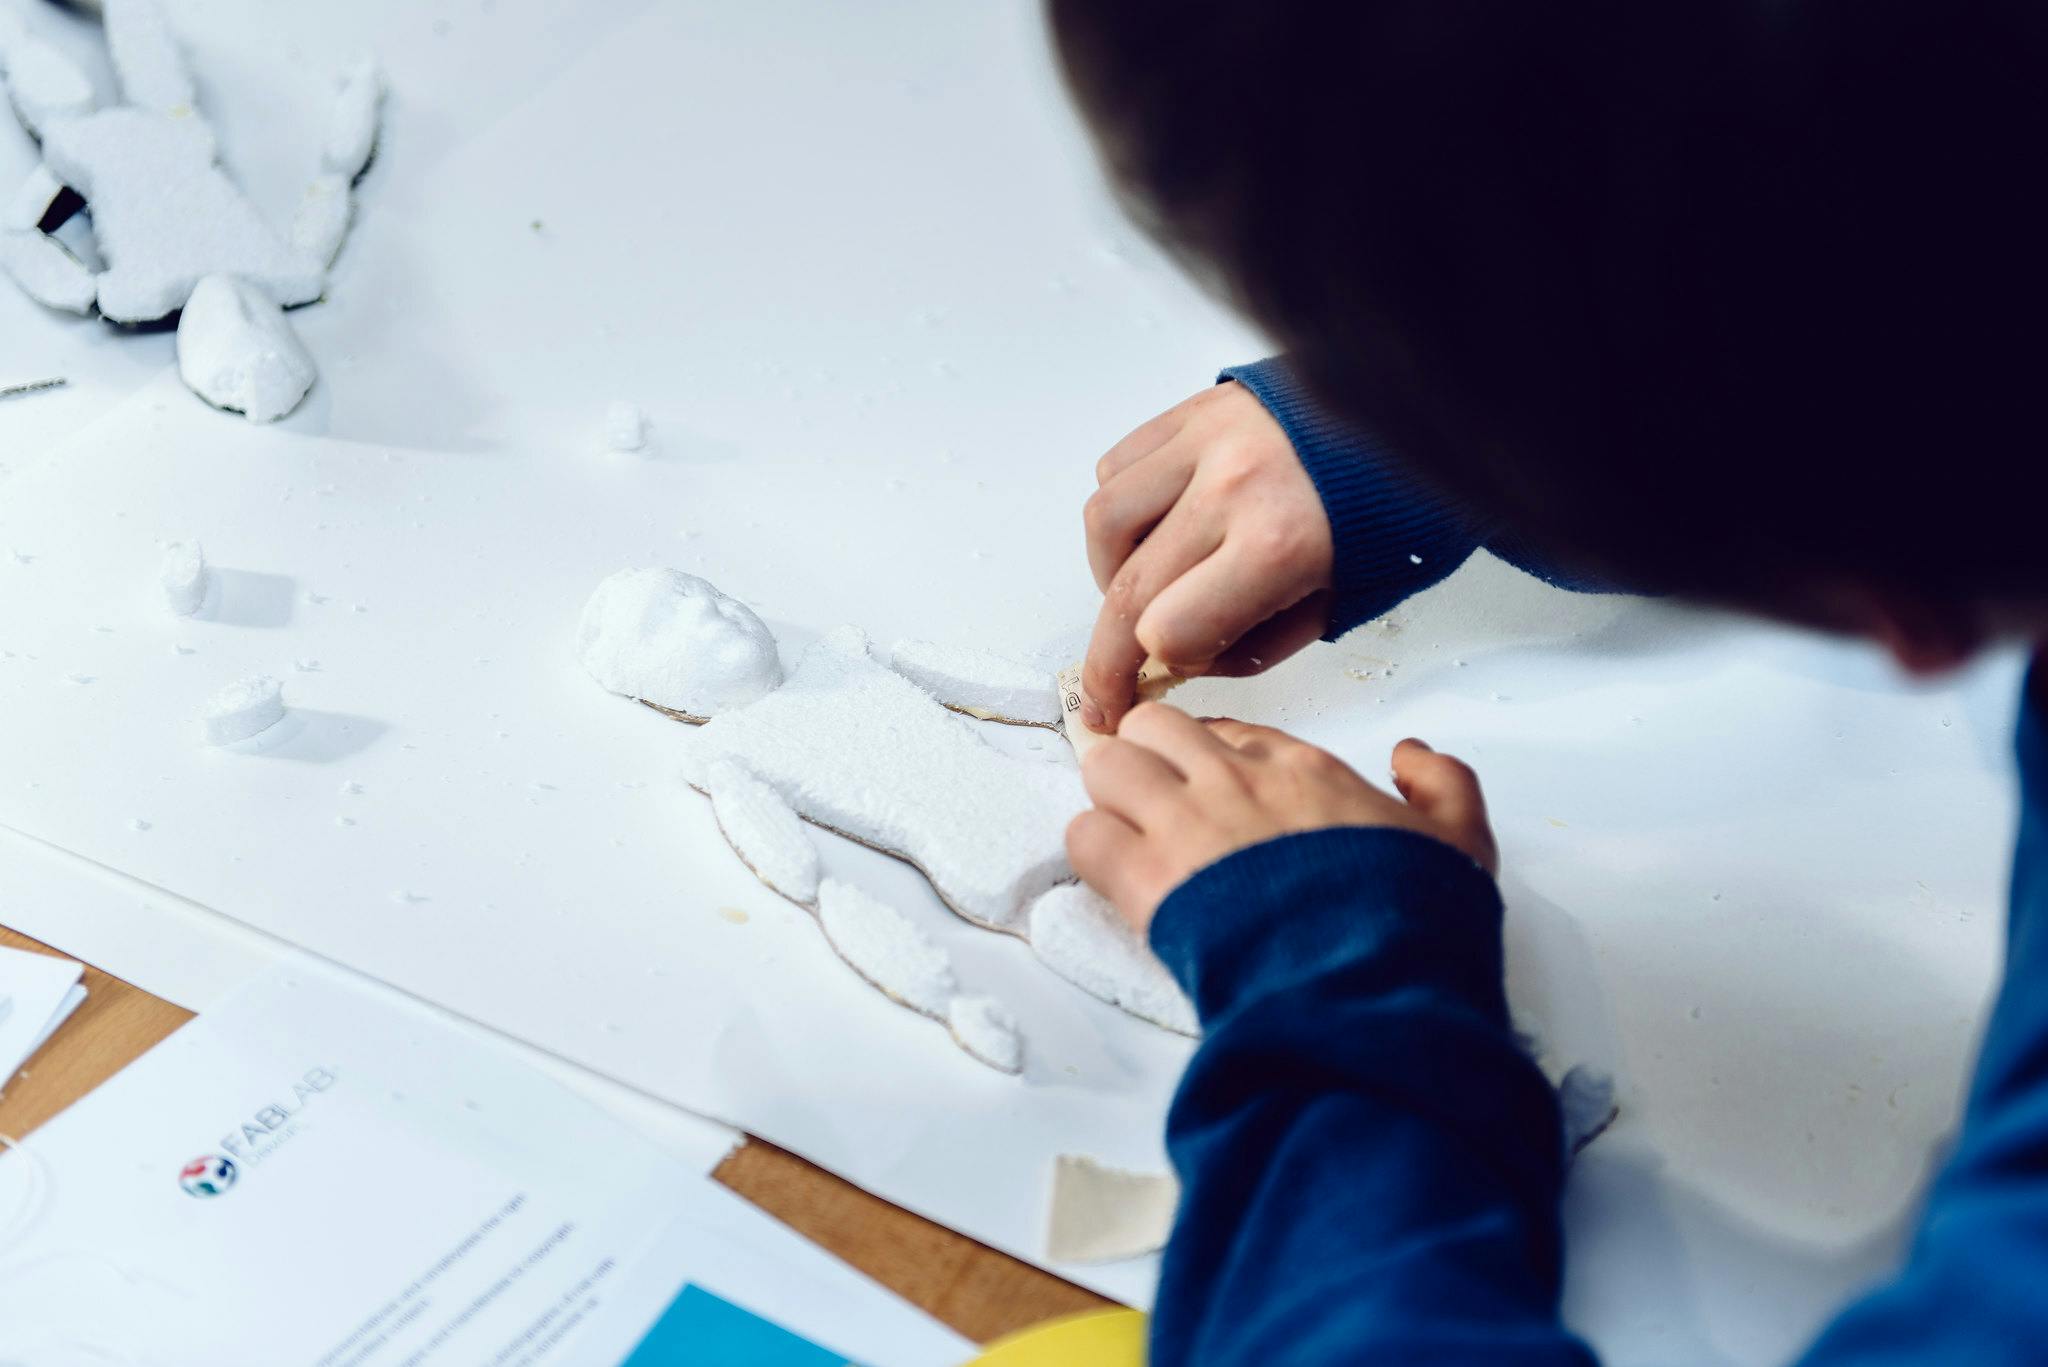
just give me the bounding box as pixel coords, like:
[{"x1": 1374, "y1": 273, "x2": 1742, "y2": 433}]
[
  {"x1": 1220, "y1": 358, "x2": 1485, "y2": 638},
  {"x1": 1149, "y1": 826, "x2": 1507, "y2": 1028}
]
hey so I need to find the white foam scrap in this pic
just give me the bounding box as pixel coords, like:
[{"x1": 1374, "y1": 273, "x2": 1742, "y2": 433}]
[
  {"x1": 702, "y1": 756, "x2": 821, "y2": 906},
  {"x1": 175, "y1": 273, "x2": 317, "y2": 423},
  {"x1": 1028, "y1": 884, "x2": 1198, "y2": 1036},
  {"x1": 322, "y1": 57, "x2": 383, "y2": 180},
  {"x1": 159, "y1": 539, "x2": 208, "y2": 616},
  {"x1": 1559, "y1": 1065, "x2": 1619, "y2": 1155},
  {"x1": 575, "y1": 568, "x2": 782, "y2": 718},
  {"x1": 0, "y1": 228, "x2": 95, "y2": 313},
  {"x1": 6, "y1": 165, "x2": 63, "y2": 231},
  {"x1": 604, "y1": 399, "x2": 648, "y2": 453},
  {"x1": 947, "y1": 994, "x2": 1023, "y2": 1074},
  {"x1": 816, "y1": 879, "x2": 956, "y2": 1016},
  {"x1": 1045, "y1": 1155, "x2": 1180, "y2": 1264},
  {"x1": 290, "y1": 172, "x2": 353, "y2": 268},
  {"x1": 201, "y1": 674, "x2": 285, "y2": 745},
  {"x1": 890, "y1": 639, "x2": 1060, "y2": 726},
  {"x1": 39, "y1": 108, "x2": 324, "y2": 322},
  {"x1": 0, "y1": 27, "x2": 95, "y2": 136},
  {"x1": 691, "y1": 627, "x2": 1084, "y2": 931},
  {"x1": 104, "y1": 0, "x2": 195, "y2": 118}
]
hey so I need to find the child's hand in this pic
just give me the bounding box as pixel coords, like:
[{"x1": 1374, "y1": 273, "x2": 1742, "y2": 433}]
[
  {"x1": 1066, "y1": 705, "x2": 1498, "y2": 931},
  {"x1": 1079, "y1": 382, "x2": 1334, "y2": 733}
]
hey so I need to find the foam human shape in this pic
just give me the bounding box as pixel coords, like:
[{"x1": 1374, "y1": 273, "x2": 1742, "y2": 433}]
[
  {"x1": 175, "y1": 274, "x2": 317, "y2": 423},
  {"x1": 816, "y1": 879, "x2": 957, "y2": 1016},
  {"x1": 0, "y1": 229, "x2": 94, "y2": 313},
  {"x1": 322, "y1": 57, "x2": 384, "y2": 179},
  {"x1": 290, "y1": 173, "x2": 353, "y2": 268},
  {"x1": 159, "y1": 540, "x2": 209, "y2": 617},
  {"x1": 576, "y1": 568, "x2": 782, "y2": 719},
  {"x1": 104, "y1": 0, "x2": 196, "y2": 119},
  {"x1": 201, "y1": 675, "x2": 285, "y2": 746},
  {"x1": 1028, "y1": 884, "x2": 1198, "y2": 1036},
  {"x1": 890, "y1": 639, "x2": 1061, "y2": 726},
  {"x1": 38, "y1": 109, "x2": 323, "y2": 323},
  {"x1": 689, "y1": 627, "x2": 1084, "y2": 932},
  {"x1": 0, "y1": 23, "x2": 94, "y2": 136},
  {"x1": 947, "y1": 995, "x2": 1023, "y2": 1074},
  {"x1": 702, "y1": 756, "x2": 821, "y2": 906}
]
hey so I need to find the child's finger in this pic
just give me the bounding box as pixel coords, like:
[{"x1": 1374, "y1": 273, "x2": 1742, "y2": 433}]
[
  {"x1": 1390, "y1": 737, "x2": 1489, "y2": 831},
  {"x1": 1117, "y1": 702, "x2": 1237, "y2": 783},
  {"x1": 1083, "y1": 441, "x2": 1198, "y2": 590},
  {"x1": 1201, "y1": 717, "x2": 1297, "y2": 762},
  {"x1": 1065, "y1": 807, "x2": 1149, "y2": 916},
  {"x1": 1094, "y1": 405, "x2": 1190, "y2": 485},
  {"x1": 1081, "y1": 501, "x2": 1223, "y2": 730},
  {"x1": 1136, "y1": 534, "x2": 1320, "y2": 672},
  {"x1": 1079, "y1": 735, "x2": 1188, "y2": 827},
  {"x1": 1206, "y1": 594, "x2": 1330, "y2": 677}
]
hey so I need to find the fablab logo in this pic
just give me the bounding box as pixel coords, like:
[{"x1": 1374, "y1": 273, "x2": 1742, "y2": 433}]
[{"x1": 179, "y1": 1154, "x2": 239, "y2": 1199}]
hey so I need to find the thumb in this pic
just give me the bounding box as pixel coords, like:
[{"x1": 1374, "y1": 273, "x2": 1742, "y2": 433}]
[{"x1": 1390, "y1": 738, "x2": 1495, "y2": 868}]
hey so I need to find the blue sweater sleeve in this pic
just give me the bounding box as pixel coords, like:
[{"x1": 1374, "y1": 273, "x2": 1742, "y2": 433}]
[
  {"x1": 1147, "y1": 827, "x2": 1599, "y2": 1364},
  {"x1": 1220, "y1": 357, "x2": 1620, "y2": 638}
]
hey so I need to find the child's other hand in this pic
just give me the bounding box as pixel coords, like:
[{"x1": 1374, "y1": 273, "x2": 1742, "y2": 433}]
[
  {"x1": 1066, "y1": 705, "x2": 1498, "y2": 932},
  {"x1": 1079, "y1": 382, "x2": 1333, "y2": 733}
]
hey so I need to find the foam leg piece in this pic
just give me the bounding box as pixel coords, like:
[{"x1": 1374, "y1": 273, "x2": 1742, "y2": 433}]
[
  {"x1": 159, "y1": 540, "x2": 208, "y2": 617},
  {"x1": 323, "y1": 57, "x2": 383, "y2": 180},
  {"x1": 0, "y1": 228, "x2": 95, "y2": 314},
  {"x1": 815, "y1": 879, "x2": 956, "y2": 1017},
  {"x1": 702, "y1": 757, "x2": 821, "y2": 906},
  {"x1": 947, "y1": 995, "x2": 1023, "y2": 1074},
  {"x1": 201, "y1": 675, "x2": 285, "y2": 746},
  {"x1": 39, "y1": 108, "x2": 324, "y2": 322},
  {"x1": 104, "y1": 0, "x2": 196, "y2": 118},
  {"x1": 175, "y1": 274, "x2": 317, "y2": 423},
  {"x1": 6, "y1": 166, "x2": 63, "y2": 231},
  {"x1": 1027, "y1": 884, "x2": 1198, "y2": 1037},
  {"x1": 690, "y1": 627, "x2": 1085, "y2": 932},
  {"x1": 290, "y1": 173, "x2": 353, "y2": 268},
  {"x1": 0, "y1": 25, "x2": 96, "y2": 136},
  {"x1": 889, "y1": 639, "x2": 1061, "y2": 726}
]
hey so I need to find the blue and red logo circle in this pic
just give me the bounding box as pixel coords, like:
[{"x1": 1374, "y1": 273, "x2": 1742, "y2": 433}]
[{"x1": 179, "y1": 1154, "x2": 238, "y2": 1198}]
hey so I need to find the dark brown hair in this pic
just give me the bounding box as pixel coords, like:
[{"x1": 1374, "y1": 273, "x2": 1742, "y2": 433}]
[{"x1": 1051, "y1": 1, "x2": 2048, "y2": 604}]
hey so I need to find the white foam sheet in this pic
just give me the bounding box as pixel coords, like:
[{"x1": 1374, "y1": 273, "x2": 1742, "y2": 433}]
[{"x1": 0, "y1": 0, "x2": 2025, "y2": 1347}]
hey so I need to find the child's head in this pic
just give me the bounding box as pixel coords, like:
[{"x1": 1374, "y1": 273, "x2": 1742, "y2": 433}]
[{"x1": 1052, "y1": 1, "x2": 2048, "y2": 671}]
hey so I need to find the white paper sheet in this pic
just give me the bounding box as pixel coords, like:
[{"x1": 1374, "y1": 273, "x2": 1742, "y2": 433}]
[
  {"x1": 0, "y1": 0, "x2": 2028, "y2": 1352},
  {"x1": 0, "y1": 943, "x2": 83, "y2": 1092}
]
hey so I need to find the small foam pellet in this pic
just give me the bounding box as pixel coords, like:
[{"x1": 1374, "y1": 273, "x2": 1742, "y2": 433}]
[
  {"x1": 322, "y1": 57, "x2": 384, "y2": 179},
  {"x1": 692, "y1": 628, "x2": 1083, "y2": 931},
  {"x1": 890, "y1": 639, "x2": 1060, "y2": 726},
  {"x1": 604, "y1": 399, "x2": 648, "y2": 453},
  {"x1": 6, "y1": 165, "x2": 63, "y2": 232},
  {"x1": 159, "y1": 539, "x2": 208, "y2": 616},
  {"x1": 39, "y1": 108, "x2": 324, "y2": 322},
  {"x1": 0, "y1": 228, "x2": 95, "y2": 314},
  {"x1": 0, "y1": 28, "x2": 95, "y2": 135},
  {"x1": 104, "y1": 0, "x2": 195, "y2": 117},
  {"x1": 1558, "y1": 1065, "x2": 1619, "y2": 1156},
  {"x1": 702, "y1": 756, "x2": 821, "y2": 906},
  {"x1": 290, "y1": 173, "x2": 354, "y2": 268},
  {"x1": 176, "y1": 274, "x2": 317, "y2": 423},
  {"x1": 575, "y1": 568, "x2": 782, "y2": 718},
  {"x1": 947, "y1": 994, "x2": 1024, "y2": 1074},
  {"x1": 201, "y1": 674, "x2": 285, "y2": 746},
  {"x1": 816, "y1": 879, "x2": 956, "y2": 1017},
  {"x1": 1028, "y1": 883, "x2": 1198, "y2": 1036}
]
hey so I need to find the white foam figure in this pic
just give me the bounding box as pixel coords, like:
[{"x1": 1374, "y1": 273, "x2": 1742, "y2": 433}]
[
  {"x1": 575, "y1": 568, "x2": 782, "y2": 720},
  {"x1": 816, "y1": 879, "x2": 956, "y2": 1016},
  {"x1": 0, "y1": 22, "x2": 94, "y2": 136},
  {"x1": 41, "y1": 110, "x2": 324, "y2": 322},
  {"x1": 322, "y1": 57, "x2": 383, "y2": 179},
  {"x1": 702, "y1": 756, "x2": 821, "y2": 906},
  {"x1": 289, "y1": 173, "x2": 352, "y2": 268},
  {"x1": 946, "y1": 995, "x2": 1023, "y2": 1074},
  {"x1": 1028, "y1": 884, "x2": 1198, "y2": 1036},
  {"x1": 890, "y1": 639, "x2": 1061, "y2": 726},
  {"x1": 604, "y1": 400, "x2": 649, "y2": 453},
  {"x1": 176, "y1": 274, "x2": 317, "y2": 423},
  {"x1": 0, "y1": 228, "x2": 94, "y2": 313},
  {"x1": 201, "y1": 675, "x2": 285, "y2": 746},
  {"x1": 103, "y1": 0, "x2": 195, "y2": 119},
  {"x1": 691, "y1": 627, "x2": 1084, "y2": 932},
  {"x1": 159, "y1": 539, "x2": 208, "y2": 617}
]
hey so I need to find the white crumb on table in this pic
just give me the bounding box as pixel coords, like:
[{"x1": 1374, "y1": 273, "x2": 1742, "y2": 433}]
[
  {"x1": 1028, "y1": 883, "x2": 1198, "y2": 1036},
  {"x1": 159, "y1": 539, "x2": 208, "y2": 616},
  {"x1": 816, "y1": 879, "x2": 956, "y2": 1017},
  {"x1": 201, "y1": 674, "x2": 285, "y2": 746},
  {"x1": 702, "y1": 756, "x2": 821, "y2": 906},
  {"x1": 604, "y1": 400, "x2": 649, "y2": 453},
  {"x1": 175, "y1": 274, "x2": 317, "y2": 423},
  {"x1": 946, "y1": 994, "x2": 1024, "y2": 1074},
  {"x1": 890, "y1": 639, "x2": 1060, "y2": 726},
  {"x1": 575, "y1": 568, "x2": 781, "y2": 718}
]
